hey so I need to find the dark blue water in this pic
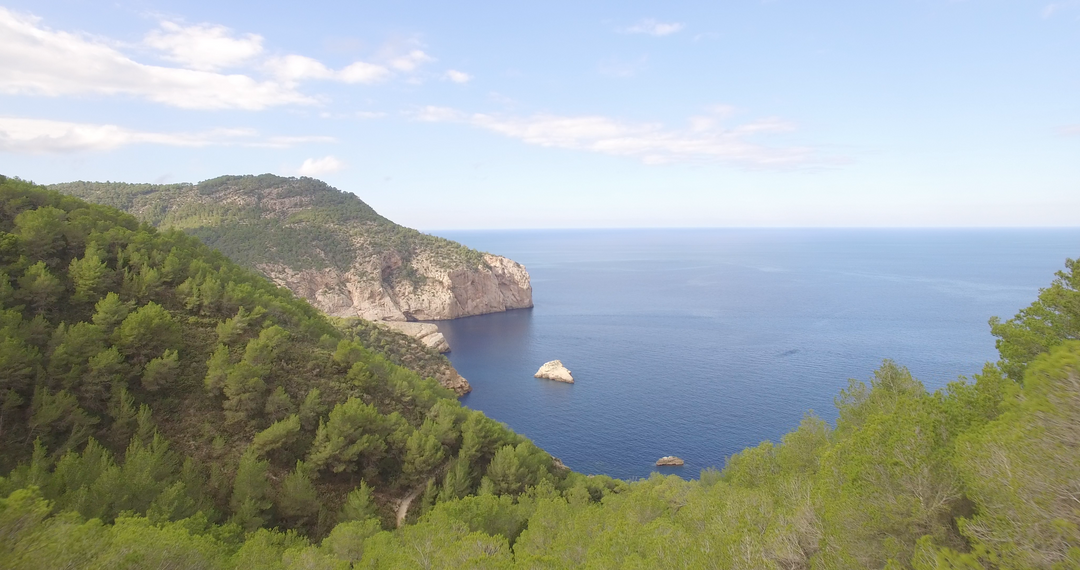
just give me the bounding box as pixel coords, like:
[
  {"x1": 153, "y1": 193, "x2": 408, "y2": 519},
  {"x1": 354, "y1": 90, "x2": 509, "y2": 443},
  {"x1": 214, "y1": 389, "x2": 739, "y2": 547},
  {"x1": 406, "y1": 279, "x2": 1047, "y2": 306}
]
[{"x1": 429, "y1": 229, "x2": 1080, "y2": 480}]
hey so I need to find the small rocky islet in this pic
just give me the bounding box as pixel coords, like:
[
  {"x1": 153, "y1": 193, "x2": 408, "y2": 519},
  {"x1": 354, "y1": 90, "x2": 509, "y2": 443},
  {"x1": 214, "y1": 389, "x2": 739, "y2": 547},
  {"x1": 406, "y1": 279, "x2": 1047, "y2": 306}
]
[
  {"x1": 535, "y1": 360, "x2": 574, "y2": 383},
  {"x1": 655, "y1": 456, "x2": 685, "y2": 467}
]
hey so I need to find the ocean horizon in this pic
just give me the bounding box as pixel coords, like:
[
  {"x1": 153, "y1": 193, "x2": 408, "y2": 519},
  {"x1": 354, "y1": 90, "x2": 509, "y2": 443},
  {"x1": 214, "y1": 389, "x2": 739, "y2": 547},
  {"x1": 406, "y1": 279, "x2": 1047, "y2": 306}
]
[{"x1": 429, "y1": 228, "x2": 1080, "y2": 480}]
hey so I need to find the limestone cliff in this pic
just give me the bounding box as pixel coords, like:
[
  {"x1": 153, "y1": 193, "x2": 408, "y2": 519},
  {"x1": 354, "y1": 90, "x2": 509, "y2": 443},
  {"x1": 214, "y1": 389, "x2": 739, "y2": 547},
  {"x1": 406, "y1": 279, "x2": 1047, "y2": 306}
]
[
  {"x1": 49, "y1": 174, "x2": 533, "y2": 323},
  {"x1": 259, "y1": 251, "x2": 531, "y2": 322}
]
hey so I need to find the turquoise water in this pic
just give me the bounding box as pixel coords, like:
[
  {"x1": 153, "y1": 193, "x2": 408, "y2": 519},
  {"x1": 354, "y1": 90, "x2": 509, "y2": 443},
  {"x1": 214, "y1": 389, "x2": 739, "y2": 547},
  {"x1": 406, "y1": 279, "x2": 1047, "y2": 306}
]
[{"x1": 430, "y1": 229, "x2": 1080, "y2": 480}]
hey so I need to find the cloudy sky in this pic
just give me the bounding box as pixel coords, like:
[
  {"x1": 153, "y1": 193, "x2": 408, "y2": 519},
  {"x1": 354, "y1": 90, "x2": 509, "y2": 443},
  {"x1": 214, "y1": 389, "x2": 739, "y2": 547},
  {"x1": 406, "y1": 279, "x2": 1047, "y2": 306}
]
[{"x1": 0, "y1": 1, "x2": 1077, "y2": 228}]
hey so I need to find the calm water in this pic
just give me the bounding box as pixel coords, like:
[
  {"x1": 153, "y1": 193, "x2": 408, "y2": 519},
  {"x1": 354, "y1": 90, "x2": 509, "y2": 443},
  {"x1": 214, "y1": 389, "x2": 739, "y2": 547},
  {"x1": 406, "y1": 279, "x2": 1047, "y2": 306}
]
[{"x1": 429, "y1": 229, "x2": 1080, "y2": 480}]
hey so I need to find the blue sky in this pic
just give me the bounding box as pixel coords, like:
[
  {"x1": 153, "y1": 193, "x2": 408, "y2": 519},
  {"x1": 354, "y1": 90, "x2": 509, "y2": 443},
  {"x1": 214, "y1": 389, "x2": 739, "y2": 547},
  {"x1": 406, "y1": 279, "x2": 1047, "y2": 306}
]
[{"x1": 0, "y1": 1, "x2": 1077, "y2": 228}]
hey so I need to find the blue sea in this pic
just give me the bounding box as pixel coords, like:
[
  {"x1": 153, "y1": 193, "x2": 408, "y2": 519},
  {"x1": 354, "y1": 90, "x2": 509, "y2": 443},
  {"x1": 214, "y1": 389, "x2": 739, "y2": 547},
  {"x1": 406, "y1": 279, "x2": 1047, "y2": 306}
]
[{"x1": 429, "y1": 229, "x2": 1080, "y2": 481}]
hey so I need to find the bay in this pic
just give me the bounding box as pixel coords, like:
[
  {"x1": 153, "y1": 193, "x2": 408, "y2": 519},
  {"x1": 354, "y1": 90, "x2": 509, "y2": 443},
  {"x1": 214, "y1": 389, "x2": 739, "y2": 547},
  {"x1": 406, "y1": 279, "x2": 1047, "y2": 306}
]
[{"x1": 429, "y1": 229, "x2": 1080, "y2": 480}]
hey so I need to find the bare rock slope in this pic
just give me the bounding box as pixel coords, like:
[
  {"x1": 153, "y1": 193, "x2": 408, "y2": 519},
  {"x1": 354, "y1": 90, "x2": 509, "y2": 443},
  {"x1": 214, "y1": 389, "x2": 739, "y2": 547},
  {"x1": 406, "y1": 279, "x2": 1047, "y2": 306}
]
[{"x1": 262, "y1": 251, "x2": 532, "y2": 322}]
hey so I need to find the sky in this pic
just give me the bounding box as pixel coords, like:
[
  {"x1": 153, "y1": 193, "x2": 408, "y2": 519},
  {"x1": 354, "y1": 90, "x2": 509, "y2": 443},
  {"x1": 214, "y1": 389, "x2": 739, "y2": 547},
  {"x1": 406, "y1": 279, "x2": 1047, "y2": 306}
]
[{"x1": 0, "y1": 1, "x2": 1077, "y2": 229}]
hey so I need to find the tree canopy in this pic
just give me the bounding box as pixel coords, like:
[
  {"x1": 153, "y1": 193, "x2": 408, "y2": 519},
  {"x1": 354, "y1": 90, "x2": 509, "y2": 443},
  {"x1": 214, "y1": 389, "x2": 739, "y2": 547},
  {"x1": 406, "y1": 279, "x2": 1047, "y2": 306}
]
[{"x1": 2, "y1": 173, "x2": 1080, "y2": 569}]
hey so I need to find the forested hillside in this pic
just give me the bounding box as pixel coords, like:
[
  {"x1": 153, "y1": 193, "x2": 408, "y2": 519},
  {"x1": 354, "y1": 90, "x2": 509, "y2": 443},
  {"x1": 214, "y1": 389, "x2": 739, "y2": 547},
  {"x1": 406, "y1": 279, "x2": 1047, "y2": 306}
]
[
  {"x1": 0, "y1": 176, "x2": 572, "y2": 560},
  {"x1": 2, "y1": 174, "x2": 1080, "y2": 569},
  {"x1": 49, "y1": 175, "x2": 483, "y2": 274},
  {"x1": 48, "y1": 175, "x2": 534, "y2": 324}
]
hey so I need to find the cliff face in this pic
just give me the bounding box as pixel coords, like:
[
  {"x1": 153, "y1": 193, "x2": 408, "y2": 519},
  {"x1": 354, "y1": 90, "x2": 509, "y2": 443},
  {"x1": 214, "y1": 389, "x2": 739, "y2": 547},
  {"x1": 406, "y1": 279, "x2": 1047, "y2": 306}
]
[
  {"x1": 260, "y1": 251, "x2": 532, "y2": 322},
  {"x1": 49, "y1": 174, "x2": 533, "y2": 322}
]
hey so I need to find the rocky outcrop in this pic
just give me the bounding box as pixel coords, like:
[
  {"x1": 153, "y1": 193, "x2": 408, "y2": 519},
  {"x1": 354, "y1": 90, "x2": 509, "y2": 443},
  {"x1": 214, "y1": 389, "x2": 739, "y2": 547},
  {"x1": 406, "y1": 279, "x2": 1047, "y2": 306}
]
[
  {"x1": 379, "y1": 321, "x2": 450, "y2": 353},
  {"x1": 535, "y1": 360, "x2": 574, "y2": 383},
  {"x1": 434, "y1": 368, "x2": 471, "y2": 396},
  {"x1": 258, "y1": 251, "x2": 532, "y2": 323},
  {"x1": 655, "y1": 456, "x2": 685, "y2": 467},
  {"x1": 343, "y1": 319, "x2": 471, "y2": 396}
]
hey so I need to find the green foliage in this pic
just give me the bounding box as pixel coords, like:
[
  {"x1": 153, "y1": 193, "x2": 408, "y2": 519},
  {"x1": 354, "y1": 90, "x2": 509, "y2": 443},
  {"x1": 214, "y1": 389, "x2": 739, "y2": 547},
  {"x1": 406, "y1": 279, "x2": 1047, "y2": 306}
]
[
  {"x1": 953, "y1": 341, "x2": 1080, "y2": 569},
  {"x1": 141, "y1": 348, "x2": 179, "y2": 391},
  {"x1": 249, "y1": 414, "x2": 301, "y2": 459},
  {"x1": 69, "y1": 247, "x2": 111, "y2": 303},
  {"x1": 231, "y1": 451, "x2": 272, "y2": 532},
  {"x1": 8, "y1": 176, "x2": 1080, "y2": 568},
  {"x1": 116, "y1": 302, "x2": 180, "y2": 364},
  {"x1": 991, "y1": 257, "x2": 1080, "y2": 380},
  {"x1": 339, "y1": 481, "x2": 377, "y2": 524},
  {"x1": 18, "y1": 262, "x2": 62, "y2": 315},
  {"x1": 0, "y1": 176, "x2": 562, "y2": 547},
  {"x1": 276, "y1": 462, "x2": 321, "y2": 529},
  {"x1": 306, "y1": 398, "x2": 392, "y2": 476},
  {"x1": 51, "y1": 174, "x2": 490, "y2": 279}
]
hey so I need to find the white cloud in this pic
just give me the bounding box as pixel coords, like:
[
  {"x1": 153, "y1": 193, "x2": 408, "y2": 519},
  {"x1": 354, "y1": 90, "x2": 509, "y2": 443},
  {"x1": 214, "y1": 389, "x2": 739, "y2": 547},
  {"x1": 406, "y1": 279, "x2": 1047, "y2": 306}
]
[
  {"x1": 445, "y1": 70, "x2": 472, "y2": 83},
  {"x1": 413, "y1": 106, "x2": 467, "y2": 122},
  {"x1": 144, "y1": 21, "x2": 263, "y2": 71},
  {"x1": 339, "y1": 61, "x2": 392, "y2": 83},
  {"x1": 0, "y1": 116, "x2": 332, "y2": 153},
  {"x1": 0, "y1": 8, "x2": 432, "y2": 110},
  {"x1": 623, "y1": 19, "x2": 685, "y2": 37},
  {"x1": 387, "y1": 49, "x2": 434, "y2": 72},
  {"x1": 1060, "y1": 124, "x2": 1080, "y2": 136},
  {"x1": 414, "y1": 106, "x2": 818, "y2": 167},
  {"x1": 0, "y1": 8, "x2": 313, "y2": 110},
  {"x1": 263, "y1": 55, "x2": 390, "y2": 85},
  {"x1": 297, "y1": 155, "x2": 346, "y2": 176}
]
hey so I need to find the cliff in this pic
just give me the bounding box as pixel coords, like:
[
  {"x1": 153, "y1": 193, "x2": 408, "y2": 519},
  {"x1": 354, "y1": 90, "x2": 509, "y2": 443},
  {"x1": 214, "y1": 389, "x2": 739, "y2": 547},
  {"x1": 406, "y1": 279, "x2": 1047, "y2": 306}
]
[
  {"x1": 49, "y1": 174, "x2": 533, "y2": 322},
  {"x1": 260, "y1": 251, "x2": 532, "y2": 322}
]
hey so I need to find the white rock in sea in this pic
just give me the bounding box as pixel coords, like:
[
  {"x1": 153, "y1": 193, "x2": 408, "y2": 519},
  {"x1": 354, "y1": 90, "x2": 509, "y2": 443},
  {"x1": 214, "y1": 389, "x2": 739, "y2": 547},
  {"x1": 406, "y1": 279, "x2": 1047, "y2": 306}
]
[
  {"x1": 534, "y1": 360, "x2": 574, "y2": 383},
  {"x1": 655, "y1": 456, "x2": 685, "y2": 467}
]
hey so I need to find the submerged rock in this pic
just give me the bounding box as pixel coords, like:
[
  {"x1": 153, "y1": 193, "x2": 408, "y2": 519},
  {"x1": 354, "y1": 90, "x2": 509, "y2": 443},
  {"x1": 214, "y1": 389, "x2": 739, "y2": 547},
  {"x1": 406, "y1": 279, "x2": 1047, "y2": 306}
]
[
  {"x1": 535, "y1": 360, "x2": 574, "y2": 383},
  {"x1": 655, "y1": 456, "x2": 685, "y2": 467}
]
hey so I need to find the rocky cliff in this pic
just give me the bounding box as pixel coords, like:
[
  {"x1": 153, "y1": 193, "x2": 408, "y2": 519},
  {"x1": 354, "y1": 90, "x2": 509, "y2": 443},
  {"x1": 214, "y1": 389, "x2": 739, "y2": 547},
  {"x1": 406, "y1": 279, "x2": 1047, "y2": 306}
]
[
  {"x1": 49, "y1": 174, "x2": 533, "y2": 323},
  {"x1": 260, "y1": 251, "x2": 532, "y2": 322}
]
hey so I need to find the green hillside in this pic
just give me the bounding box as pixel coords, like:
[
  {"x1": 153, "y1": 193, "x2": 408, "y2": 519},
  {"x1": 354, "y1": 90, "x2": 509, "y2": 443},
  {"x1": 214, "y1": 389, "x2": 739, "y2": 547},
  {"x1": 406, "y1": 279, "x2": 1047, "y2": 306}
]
[
  {"x1": 3, "y1": 173, "x2": 1080, "y2": 569},
  {"x1": 50, "y1": 174, "x2": 487, "y2": 277},
  {"x1": 0, "y1": 176, "x2": 569, "y2": 539}
]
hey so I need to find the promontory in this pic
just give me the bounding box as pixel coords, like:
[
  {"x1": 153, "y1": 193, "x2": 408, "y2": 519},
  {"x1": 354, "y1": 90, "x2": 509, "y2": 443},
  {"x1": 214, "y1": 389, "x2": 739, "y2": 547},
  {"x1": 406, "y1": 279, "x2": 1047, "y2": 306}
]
[{"x1": 51, "y1": 174, "x2": 533, "y2": 323}]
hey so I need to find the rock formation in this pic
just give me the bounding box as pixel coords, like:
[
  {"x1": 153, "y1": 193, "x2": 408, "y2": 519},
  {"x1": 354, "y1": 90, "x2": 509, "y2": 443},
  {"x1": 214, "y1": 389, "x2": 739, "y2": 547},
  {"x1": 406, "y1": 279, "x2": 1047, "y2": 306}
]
[
  {"x1": 535, "y1": 360, "x2": 574, "y2": 383},
  {"x1": 655, "y1": 456, "x2": 685, "y2": 467},
  {"x1": 259, "y1": 251, "x2": 532, "y2": 323},
  {"x1": 378, "y1": 321, "x2": 451, "y2": 353}
]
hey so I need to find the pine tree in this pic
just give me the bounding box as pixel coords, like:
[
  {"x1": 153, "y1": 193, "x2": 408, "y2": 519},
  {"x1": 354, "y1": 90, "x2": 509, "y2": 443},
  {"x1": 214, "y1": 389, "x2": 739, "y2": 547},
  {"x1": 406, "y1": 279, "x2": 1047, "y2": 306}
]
[
  {"x1": 485, "y1": 445, "x2": 526, "y2": 496},
  {"x1": 69, "y1": 247, "x2": 111, "y2": 303},
  {"x1": 203, "y1": 343, "x2": 230, "y2": 396},
  {"x1": 116, "y1": 302, "x2": 179, "y2": 365},
  {"x1": 276, "y1": 461, "x2": 320, "y2": 528},
  {"x1": 18, "y1": 262, "x2": 63, "y2": 315},
  {"x1": 402, "y1": 426, "x2": 446, "y2": 486},
  {"x1": 231, "y1": 450, "x2": 272, "y2": 532},
  {"x1": 90, "y1": 292, "x2": 129, "y2": 335},
  {"x1": 13, "y1": 205, "x2": 66, "y2": 260},
  {"x1": 338, "y1": 481, "x2": 377, "y2": 523},
  {"x1": 141, "y1": 349, "x2": 179, "y2": 392}
]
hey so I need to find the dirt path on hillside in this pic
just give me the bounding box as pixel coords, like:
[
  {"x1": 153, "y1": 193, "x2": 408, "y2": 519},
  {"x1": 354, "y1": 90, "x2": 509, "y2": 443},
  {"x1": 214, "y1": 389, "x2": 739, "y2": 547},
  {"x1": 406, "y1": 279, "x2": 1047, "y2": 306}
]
[{"x1": 396, "y1": 480, "x2": 430, "y2": 528}]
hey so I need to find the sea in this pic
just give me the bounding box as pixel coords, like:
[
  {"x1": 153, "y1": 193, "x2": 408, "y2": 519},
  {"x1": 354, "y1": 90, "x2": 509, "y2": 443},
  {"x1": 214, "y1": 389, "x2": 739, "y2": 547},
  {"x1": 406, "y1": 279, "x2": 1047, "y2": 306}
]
[{"x1": 427, "y1": 229, "x2": 1080, "y2": 481}]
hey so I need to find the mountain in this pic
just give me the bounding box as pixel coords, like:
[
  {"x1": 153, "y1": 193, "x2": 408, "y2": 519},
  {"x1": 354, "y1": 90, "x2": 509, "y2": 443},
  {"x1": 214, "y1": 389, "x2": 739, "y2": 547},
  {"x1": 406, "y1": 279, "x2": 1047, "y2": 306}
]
[
  {"x1": 0, "y1": 175, "x2": 566, "y2": 542},
  {"x1": 49, "y1": 174, "x2": 533, "y2": 323}
]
